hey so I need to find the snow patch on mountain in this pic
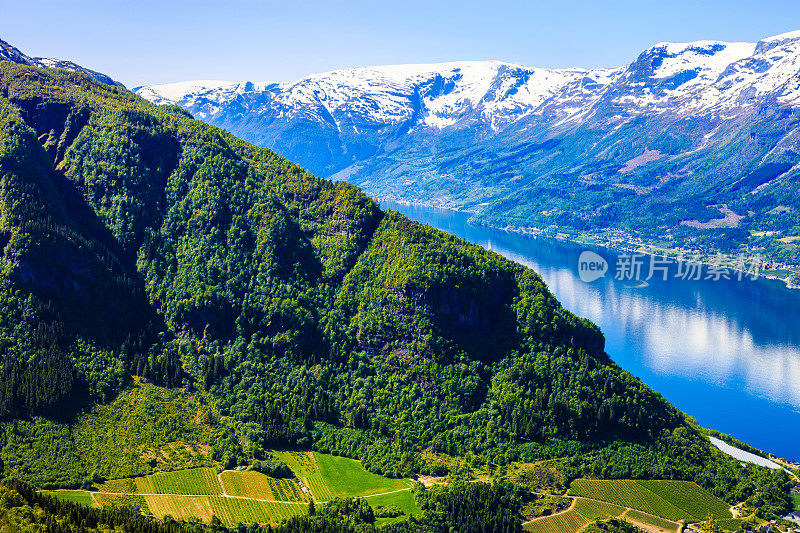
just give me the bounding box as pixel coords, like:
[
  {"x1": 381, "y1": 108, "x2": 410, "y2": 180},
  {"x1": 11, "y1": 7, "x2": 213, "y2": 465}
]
[
  {"x1": 134, "y1": 80, "x2": 235, "y2": 104},
  {"x1": 138, "y1": 61, "x2": 623, "y2": 131},
  {"x1": 650, "y1": 41, "x2": 755, "y2": 81},
  {"x1": 133, "y1": 30, "x2": 800, "y2": 172}
]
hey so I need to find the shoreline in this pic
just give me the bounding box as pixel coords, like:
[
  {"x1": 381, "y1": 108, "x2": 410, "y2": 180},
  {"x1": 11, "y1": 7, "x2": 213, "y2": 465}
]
[{"x1": 378, "y1": 197, "x2": 800, "y2": 291}]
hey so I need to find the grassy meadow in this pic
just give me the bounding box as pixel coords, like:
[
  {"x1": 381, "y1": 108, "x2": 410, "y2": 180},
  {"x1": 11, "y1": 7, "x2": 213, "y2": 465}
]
[
  {"x1": 312, "y1": 452, "x2": 413, "y2": 498},
  {"x1": 43, "y1": 490, "x2": 97, "y2": 507}
]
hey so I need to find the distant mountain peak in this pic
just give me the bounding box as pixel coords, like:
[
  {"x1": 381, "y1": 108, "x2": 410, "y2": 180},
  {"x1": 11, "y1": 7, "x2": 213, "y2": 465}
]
[
  {"x1": 754, "y1": 29, "x2": 800, "y2": 54},
  {"x1": 0, "y1": 37, "x2": 123, "y2": 87},
  {"x1": 136, "y1": 30, "x2": 800, "y2": 137}
]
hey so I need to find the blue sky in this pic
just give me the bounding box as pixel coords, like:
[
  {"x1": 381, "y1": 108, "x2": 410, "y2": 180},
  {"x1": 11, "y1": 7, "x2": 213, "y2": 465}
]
[{"x1": 2, "y1": 0, "x2": 800, "y2": 88}]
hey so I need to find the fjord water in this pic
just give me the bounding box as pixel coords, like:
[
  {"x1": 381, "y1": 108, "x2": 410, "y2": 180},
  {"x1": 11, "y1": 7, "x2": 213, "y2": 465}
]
[{"x1": 383, "y1": 201, "x2": 800, "y2": 460}]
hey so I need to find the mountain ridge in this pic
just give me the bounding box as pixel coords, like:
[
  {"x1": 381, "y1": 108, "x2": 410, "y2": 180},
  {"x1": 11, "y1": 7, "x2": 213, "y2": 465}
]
[
  {"x1": 135, "y1": 30, "x2": 800, "y2": 276},
  {"x1": 0, "y1": 37, "x2": 123, "y2": 87}
]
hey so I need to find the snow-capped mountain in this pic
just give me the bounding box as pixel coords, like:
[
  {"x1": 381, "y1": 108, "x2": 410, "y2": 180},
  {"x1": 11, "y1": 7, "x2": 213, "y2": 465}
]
[
  {"x1": 136, "y1": 60, "x2": 619, "y2": 134},
  {"x1": 0, "y1": 37, "x2": 123, "y2": 87},
  {"x1": 135, "y1": 31, "x2": 800, "y2": 262},
  {"x1": 136, "y1": 32, "x2": 800, "y2": 126}
]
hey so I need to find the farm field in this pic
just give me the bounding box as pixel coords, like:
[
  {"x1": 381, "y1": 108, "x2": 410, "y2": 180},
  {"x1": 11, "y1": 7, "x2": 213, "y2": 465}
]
[
  {"x1": 144, "y1": 494, "x2": 214, "y2": 523},
  {"x1": 312, "y1": 452, "x2": 413, "y2": 498},
  {"x1": 637, "y1": 480, "x2": 731, "y2": 519},
  {"x1": 136, "y1": 467, "x2": 222, "y2": 495},
  {"x1": 568, "y1": 479, "x2": 732, "y2": 522},
  {"x1": 209, "y1": 496, "x2": 306, "y2": 526},
  {"x1": 73, "y1": 452, "x2": 416, "y2": 526},
  {"x1": 716, "y1": 518, "x2": 745, "y2": 531},
  {"x1": 625, "y1": 509, "x2": 680, "y2": 532},
  {"x1": 572, "y1": 498, "x2": 625, "y2": 521},
  {"x1": 43, "y1": 490, "x2": 97, "y2": 507},
  {"x1": 273, "y1": 451, "x2": 333, "y2": 501},
  {"x1": 525, "y1": 496, "x2": 683, "y2": 533},
  {"x1": 523, "y1": 507, "x2": 590, "y2": 533},
  {"x1": 40, "y1": 454, "x2": 416, "y2": 527},
  {"x1": 89, "y1": 470, "x2": 310, "y2": 526},
  {"x1": 792, "y1": 492, "x2": 800, "y2": 510},
  {"x1": 219, "y1": 470, "x2": 306, "y2": 501},
  {"x1": 524, "y1": 497, "x2": 625, "y2": 533},
  {"x1": 93, "y1": 492, "x2": 149, "y2": 513}
]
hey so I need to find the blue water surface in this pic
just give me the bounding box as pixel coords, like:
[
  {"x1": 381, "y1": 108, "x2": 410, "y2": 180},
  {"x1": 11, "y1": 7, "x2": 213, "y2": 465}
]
[{"x1": 383, "y1": 201, "x2": 800, "y2": 460}]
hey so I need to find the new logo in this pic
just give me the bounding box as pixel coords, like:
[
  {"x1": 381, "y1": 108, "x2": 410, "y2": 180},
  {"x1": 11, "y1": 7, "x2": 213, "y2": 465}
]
[{"x1": 578, "y1": 251, "x2": 608, "y2": 282}]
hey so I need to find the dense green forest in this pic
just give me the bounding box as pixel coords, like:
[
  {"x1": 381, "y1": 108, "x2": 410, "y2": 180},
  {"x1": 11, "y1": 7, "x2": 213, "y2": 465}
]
[{"x1": 0, "y1": 58, "x2": 792, "y2": 527}]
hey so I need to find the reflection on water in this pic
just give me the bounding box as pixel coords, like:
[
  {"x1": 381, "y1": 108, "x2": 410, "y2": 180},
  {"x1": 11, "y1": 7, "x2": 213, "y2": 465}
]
[{"x1": 384, "y1": 201, "x2": 800, "y2": 458}]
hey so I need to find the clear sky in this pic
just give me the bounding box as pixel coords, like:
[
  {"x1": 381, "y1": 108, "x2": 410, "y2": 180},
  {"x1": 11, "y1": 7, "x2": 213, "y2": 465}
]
[{"x1": 2, "y1": 0, "x2": 800, "y2": 88}]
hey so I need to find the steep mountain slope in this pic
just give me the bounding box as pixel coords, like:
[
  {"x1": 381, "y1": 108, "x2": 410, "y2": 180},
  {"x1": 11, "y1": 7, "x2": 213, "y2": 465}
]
[
  {"x1": 0, "y1": 46, "x2": 779, "y2": 511},
  {"x1": 136, "y1": 30, "x2": 800, "y2": 270},
  {"x1": 0, "y1": 37, "x2": 122, "y2": 87}
]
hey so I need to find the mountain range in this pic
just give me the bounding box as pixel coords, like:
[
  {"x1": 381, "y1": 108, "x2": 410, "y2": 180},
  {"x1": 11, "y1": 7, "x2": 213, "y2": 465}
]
[{"x1": 135, "y1": 30, "x2": 800, "y2": 272}]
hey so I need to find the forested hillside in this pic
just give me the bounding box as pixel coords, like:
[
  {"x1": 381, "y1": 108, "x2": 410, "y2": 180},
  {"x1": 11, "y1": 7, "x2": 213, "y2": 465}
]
[{"x1": 0, "y1": 57, "x2": 776, "y2": 510}]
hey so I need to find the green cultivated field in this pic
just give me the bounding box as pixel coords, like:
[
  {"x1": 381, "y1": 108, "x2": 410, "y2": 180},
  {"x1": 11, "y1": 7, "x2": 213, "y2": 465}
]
[
  {"x1": 569, "y1": 479, "x2": 685, "y2": 520},
  {"x1": 84, "y1": 454, "x2": 415, "y2": 526},
  {"x1": 715, "y1": 518, "x2": 745, "y2": 531},
  {"x1": 145, "y1": 493, "x2": 308, "y2": 525},
  {"x1": 93, "y1": 493, "x2": 149, "y2": 514},
  {"x1": 638, "y1": 480, "x2": 731, "y2": 519},
  {"x1": 524, "y1": 497, "x2": 625, "y2": 533},
  {"x1": 273, "y1": 451, "x2": 332, "y2": 501},
  {"x1": 313, "y1": 452, "x2": 413, "y2": 497},
  {"x1": 144, "y1": 494, "x2": 213, "y2": 523},
  {"x1": 526, "y1": 496, "x2": 681, "y2": 533},
  {"x1": 209, "y1": 496, "x2": 306, "y2": 526},
  {"x1": 136, "y1": 467, "x2": 222, "y2": 495},
  {"x1": 43, "y1": 490, "x2": 96, "y2": 507},
  {"x1": 219, "y1": 470, "x2": 305, "y2": 501},
  {"x1": 792, "y1": 492, "x2": 800, "y2": 510},
  {"x1": 568, "y1": 479, "x2": 732, "y2": 522},
  {"x1": 524, "y1": 508, "x2": 590, "y2": 533},
  {"x1": 572, "y1": 498, "x2": 625, "y2": 520},
  {"x1": 626, "y1": 509, "x2": 679, "y2": 532}
]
